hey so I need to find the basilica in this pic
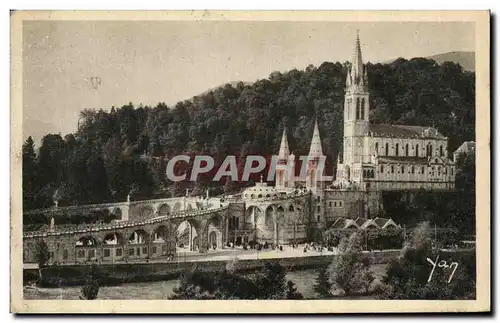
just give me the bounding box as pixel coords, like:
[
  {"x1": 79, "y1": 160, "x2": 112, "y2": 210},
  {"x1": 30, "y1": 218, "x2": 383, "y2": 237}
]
[
  {"x1": 271, "y1": 32, "x2": 456, "y2": 193},
  {"x1": 334, "y1": 33, "x2": 456, "y2": 191},
  {"x1": 236, "y1": 32, "x2": 457, "y2": 243}
]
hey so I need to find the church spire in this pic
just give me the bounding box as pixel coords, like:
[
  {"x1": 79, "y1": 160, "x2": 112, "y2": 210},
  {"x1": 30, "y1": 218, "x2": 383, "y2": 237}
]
[
  {"x1": 278, "y1": 127, "x2": 289, "y2": 159},
  {"x1": 350, "y1": 30, "x2": 366, "y2": 87},
  {"x1": 308, "y1": 118, "x2": 324, "y2": 157}
]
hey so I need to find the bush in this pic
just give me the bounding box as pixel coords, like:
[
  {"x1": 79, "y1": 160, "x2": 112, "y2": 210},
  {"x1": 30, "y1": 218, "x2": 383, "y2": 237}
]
[
  {"x1": 326, "y1": 233, "x2": 374, "y2": 296},
  {"x1": 80, "y1": 266, "x2": 100, "y2": 300}
]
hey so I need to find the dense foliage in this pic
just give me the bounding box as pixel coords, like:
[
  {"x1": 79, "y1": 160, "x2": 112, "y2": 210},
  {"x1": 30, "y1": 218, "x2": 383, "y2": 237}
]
[
  {"x1": 80, "y1": 265, "x2": 100, "y2": 300},
  {"x1": 168, "y1": 261, "x2": 303, "y2": 300},
  {"x1": 326, "y1": 233, "x2": 374, "y2": 295},
  {"x1": 22, "y1": 58, "x2": 475, "y2": 211},
  {"x1": 34, "y1": 239, "x2": 50, "y2": 282},
  {"x1": 382, "y1": 151, "x2": 475, "y2": 235},
  {"x1": 377, "y1": 222, "x2": 476, "y2": 300}
]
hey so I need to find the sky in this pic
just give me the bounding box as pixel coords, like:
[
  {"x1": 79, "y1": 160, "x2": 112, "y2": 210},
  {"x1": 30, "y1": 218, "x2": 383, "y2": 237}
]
[{"x1": 22, "y1": 21, "x2": 475, "y2": 144}]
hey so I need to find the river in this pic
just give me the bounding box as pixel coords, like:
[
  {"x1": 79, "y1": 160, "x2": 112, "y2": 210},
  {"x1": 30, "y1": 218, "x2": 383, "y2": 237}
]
[{"x1": 23, "y1": 265, "x2": 387, "y2": 300}]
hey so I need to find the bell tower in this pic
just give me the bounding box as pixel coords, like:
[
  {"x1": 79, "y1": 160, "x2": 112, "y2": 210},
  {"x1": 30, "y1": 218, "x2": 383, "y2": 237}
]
[{"x1": 342, "y1": 31, "x2": 370, "y2": 182}]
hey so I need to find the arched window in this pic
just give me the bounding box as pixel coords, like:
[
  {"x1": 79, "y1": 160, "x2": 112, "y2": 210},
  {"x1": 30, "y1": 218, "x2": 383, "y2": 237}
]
[
  {"x1": 401, "y1": 165, "x2": 405, "y2": 173},
  {"x1": 411, "y1": 166, "x2": 415, "y2": 174},
  {"x1": 391, "y1": 165, "x2": 394, "y2": 173},
  {"x1": 361, "y1": 98, "x2": 365, "y2": 119},
  {"x1": 427, "y1": 144, "x2": 433, "y2": 157},
  {"x1": 416, "y1": 144, "x2": 419, "y2": 157},
  {"x1": 385, "y1": 143, "x2": 389, "y2": 156},
  {"x1": 405, "y1": 143, "x2": 409, "y2": 156},
  {"x1": 440, "y1": 145, "x2": 444, "y2": 157},
  {"x1": 421, "y1": 166, "x2": 425, "y2": 174},
  {"x1": 375, "y1": 142, "x2": 379, "y2": 154},
  {"x1": 380, "y1": 165, "x2": 384, "y2": 173},
  {"x1": 395, "y1": 143, "x2": 399, "y2": 156},
  {"x1": 356, "y1": 98, "x2": 360, "y2": 119},
  {"x1": 370, "y1": 170, "x2": 374, "y2": 178},
  {"x1": 317, "y1": 206, "x2": 320, "y2": 212}
]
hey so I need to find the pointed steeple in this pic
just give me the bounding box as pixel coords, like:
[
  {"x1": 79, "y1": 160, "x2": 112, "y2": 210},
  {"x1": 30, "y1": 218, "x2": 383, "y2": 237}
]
[
  {"x1": 350, "y1": 30, "x2": 366, "y2": 86},
  {"x1": 278, "y1": 127, "x2": 290, "y2": 159},
  {"x1": 308, "y1": 118, "x2": 324, "y2": 157}
]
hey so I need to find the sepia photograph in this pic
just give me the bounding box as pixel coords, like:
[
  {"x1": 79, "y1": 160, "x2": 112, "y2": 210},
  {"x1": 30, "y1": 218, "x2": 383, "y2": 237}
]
[{"x1": 10, "y1": 10, "x2": 490, "y2": 313}]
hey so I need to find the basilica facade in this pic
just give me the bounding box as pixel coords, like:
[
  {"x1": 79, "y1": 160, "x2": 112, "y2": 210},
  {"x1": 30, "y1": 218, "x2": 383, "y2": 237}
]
[
  {"x1": 234, "y1": 32, "x2": 457, "y2": 244},
  {"x1": 334, "y1": 33, "x2": 456, "y2": 191}
]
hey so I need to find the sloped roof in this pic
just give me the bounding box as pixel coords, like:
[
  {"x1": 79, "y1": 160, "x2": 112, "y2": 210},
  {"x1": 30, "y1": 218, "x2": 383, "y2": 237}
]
[
  {"x1": 454, "y1": 141, "x2": 476, "y2": 154},
  {"x1": 361, "y1": 219, "x2": 379, "y2": 229},
  {"x1": 354, "y1": 217, "x2": 365, "y2": 227},
  {"x1": 308, "y1": 119, "x2": 324, "y2": 157},
  {"x1": 330, "y1": 218, "x2": 348, "y2": 229},
  {"x1": 369, "y1": 124, "x2": 446, "y2": 140},
  {"x1": 374, "y1": 217, "x2": 390, "y2": 227}
]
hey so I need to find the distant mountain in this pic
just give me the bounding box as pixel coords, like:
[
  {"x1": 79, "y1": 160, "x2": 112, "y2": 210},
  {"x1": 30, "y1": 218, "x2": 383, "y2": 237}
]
[
  {"x1": 426, "y1": 51, "x2": 475, "y2": 72},
  {"x1": 382, "y1": 51, "x2": 475, "y2": 72}
]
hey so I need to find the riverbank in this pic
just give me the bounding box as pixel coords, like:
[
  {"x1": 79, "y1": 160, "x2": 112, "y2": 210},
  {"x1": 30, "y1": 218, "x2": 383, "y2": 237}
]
[
  {"x1": 24, "y1": 248, "x2": 474, "y2": 288},
  {"x1": 25, "y1": 249, "x2": 400, "y2": 287},
  {"x1": 24, "y1": 265, "x2": 390, "y2": 300}
]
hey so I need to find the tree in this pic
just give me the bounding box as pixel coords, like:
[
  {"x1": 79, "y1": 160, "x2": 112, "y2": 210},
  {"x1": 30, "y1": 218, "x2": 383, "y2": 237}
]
[
  {"x1": 326, "y1": 233, "x2": 374, "y2": 295},
  {"x1": 34, "y1": 239, "x2": 50, "y2": 282},
  {"x1": 286, "y1": 281, "x2": 304, "y2": 299},
  {"x1": 380, "y1": 221, "x2": 475, "y2": 300},
  {"x1": 253, "y1": 261, "x2": 288, "y2": 299},
  {"x1": 80, "y1": 265, "x2": 100, "y2": 300},
  {"x1": 313, "y1": 266, "x2": 332, "y2": 298},
  {"x1": 22, "y1": 136, "x2": 38, "y2": 210}
]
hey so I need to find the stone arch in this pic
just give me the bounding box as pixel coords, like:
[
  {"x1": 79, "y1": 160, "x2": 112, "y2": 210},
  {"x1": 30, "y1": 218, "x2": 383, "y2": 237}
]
[
  {"x1": 172, "y1": 202, "x2": 182, "y2": 212},
  {"x1": 152, "y1": 225, "x2": 169, "y2": 242},
  {"x1": 207, "y1": 213, "x2": 224, "y2": 249},
  {"x1": 157, "y1": 203, "x2": 171, "y2": 217},
  {"x1": 112, "y1": 207, "x2": 122, "y2": 219},
  {"x1": 128, "y1": 229, "x2": 149, "y2": 245},
  {"x1": 102, "y1": 232, "x2": 124, "y2": 245},
  {"x1": 175, "y1": 219, "x2": 198, "y2": 251},
  {"x1": 140, "y1": 205, "x2": 154, "y2": 218},
  {"x1": 76, "y1": 235, "x2": 98, "y2": 247},
  {"x1": 75, "y1": 235, "x2": 99, "y2": 261},
  {"x1": 127, "y1": 229, "x2": 150, "y2": 259},
  {"x1": 102, "y1": 232, "x2": 125, "y2": 261},
  {"x1": 151, "y1": 224, "x2": 175, "y2": 258},
  {"x1": 264, "y1": 205, "x2": 275, "y2": 228},
  {"x1": 246, "y1": 205, "x2": 262, "y2": 225}
]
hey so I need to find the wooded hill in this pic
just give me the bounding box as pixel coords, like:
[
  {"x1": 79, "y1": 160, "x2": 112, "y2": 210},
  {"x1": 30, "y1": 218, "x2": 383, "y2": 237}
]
[{"x1": 23, "y1": 57, "x2": 475, "y2": 211}]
